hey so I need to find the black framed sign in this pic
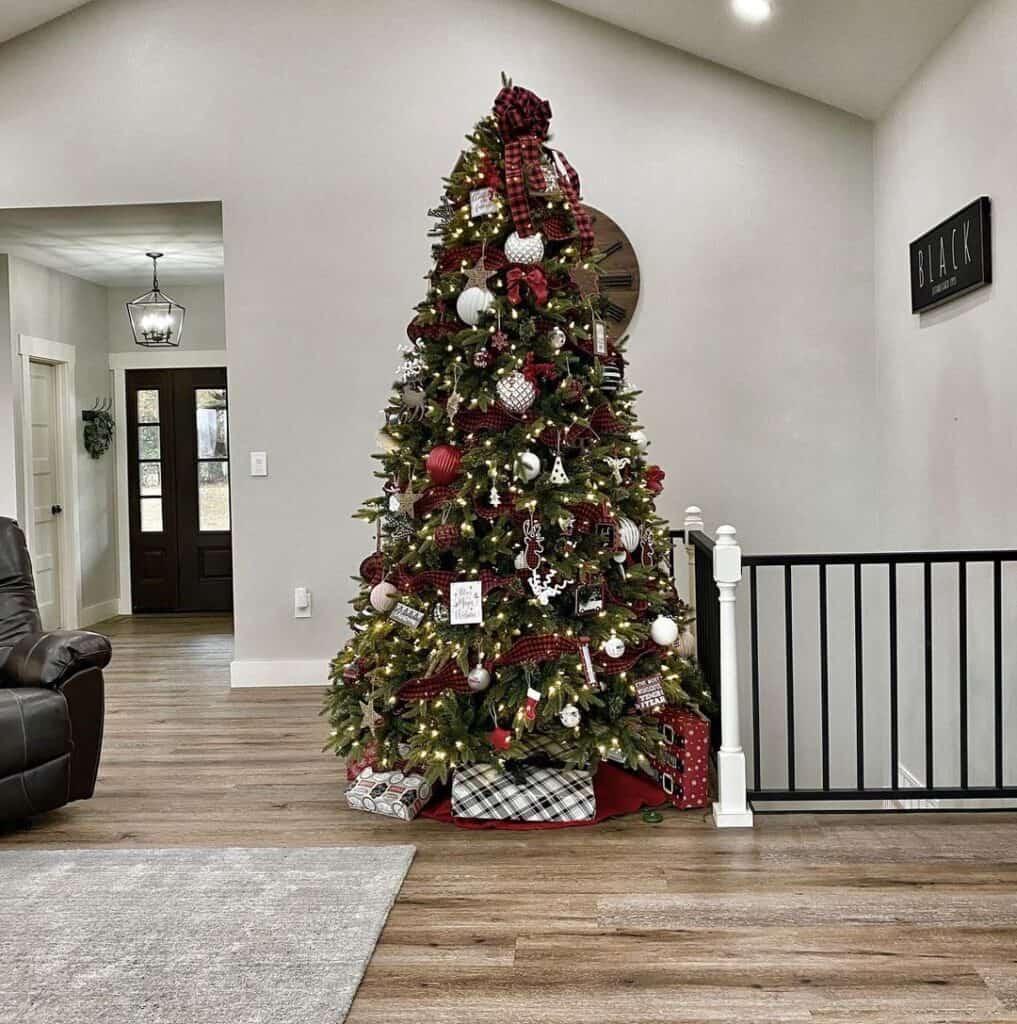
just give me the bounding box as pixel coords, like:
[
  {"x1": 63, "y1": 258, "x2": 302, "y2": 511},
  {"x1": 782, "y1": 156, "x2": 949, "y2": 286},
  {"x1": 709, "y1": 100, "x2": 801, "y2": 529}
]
[{"x1": 909, "y1": 197, "x2": 991, "y2": 313}]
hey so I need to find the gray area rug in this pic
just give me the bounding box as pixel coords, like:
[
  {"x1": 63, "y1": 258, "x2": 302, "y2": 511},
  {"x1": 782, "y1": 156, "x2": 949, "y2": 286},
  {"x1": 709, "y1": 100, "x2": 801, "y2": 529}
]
[{"x1": 0, "y1": 846, "x2": 415, "y2": 1024}]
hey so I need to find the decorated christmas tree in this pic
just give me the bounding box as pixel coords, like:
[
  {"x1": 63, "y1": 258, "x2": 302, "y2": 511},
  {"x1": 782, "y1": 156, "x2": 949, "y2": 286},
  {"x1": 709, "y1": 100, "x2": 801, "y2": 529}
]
[{"x1": 325, "y1": 78, "x2": 708, "y2": 795}]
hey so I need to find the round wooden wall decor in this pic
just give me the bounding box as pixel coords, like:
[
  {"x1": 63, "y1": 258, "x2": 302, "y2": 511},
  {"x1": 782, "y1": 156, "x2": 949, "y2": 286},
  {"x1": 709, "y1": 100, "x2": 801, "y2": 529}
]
[{"x1": 585, "y1": 205, "x2": 641, "y2": 339}]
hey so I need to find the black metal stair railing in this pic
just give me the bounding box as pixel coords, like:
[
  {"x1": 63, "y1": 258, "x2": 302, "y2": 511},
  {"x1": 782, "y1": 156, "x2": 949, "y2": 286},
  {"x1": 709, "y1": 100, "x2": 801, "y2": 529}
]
[{"x1": 743, "y1": 547, "x2": 1017, "y2": 808}]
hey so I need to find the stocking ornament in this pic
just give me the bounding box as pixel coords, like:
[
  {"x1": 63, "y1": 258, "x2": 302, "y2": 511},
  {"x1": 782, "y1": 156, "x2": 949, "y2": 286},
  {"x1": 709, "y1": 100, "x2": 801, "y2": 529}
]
[{"x1": 523, "y1": 687, "x2": 541, "y2": 722}]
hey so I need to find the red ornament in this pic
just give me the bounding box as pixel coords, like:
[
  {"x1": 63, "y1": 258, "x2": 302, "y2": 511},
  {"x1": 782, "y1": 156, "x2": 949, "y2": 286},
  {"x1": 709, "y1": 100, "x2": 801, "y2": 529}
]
[
  {"x1": 490, "y1": 330, "x2": 510, "y2": 352},
  {"x1": 473, "y1": 347, "x2": 494, "y2": 368},
  {"x1": 426, "y1": 444, "x2": 462, "y2": 485},
  {"x1": 645, "y1": 465, "x2": 665, "y2": 496},
  {"x1": 434, "y1": 522, "x2": 462, "y2": 551},
  {"x1": 489, "y1": 726, "x2": 513, "y2": 751}
]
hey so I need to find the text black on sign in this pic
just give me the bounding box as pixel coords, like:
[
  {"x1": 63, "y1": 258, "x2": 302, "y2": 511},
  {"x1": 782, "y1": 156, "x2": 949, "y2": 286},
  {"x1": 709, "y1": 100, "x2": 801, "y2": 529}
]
[{"x1": 910, "y1": 197, "x2": 991, "y2": 313}]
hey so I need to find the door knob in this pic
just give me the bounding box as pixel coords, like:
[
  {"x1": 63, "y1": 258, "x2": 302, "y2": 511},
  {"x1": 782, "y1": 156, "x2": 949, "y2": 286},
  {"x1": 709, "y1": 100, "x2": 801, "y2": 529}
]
[{"x1": 51, "y1": 504, "x2": 63, "y2": 515}]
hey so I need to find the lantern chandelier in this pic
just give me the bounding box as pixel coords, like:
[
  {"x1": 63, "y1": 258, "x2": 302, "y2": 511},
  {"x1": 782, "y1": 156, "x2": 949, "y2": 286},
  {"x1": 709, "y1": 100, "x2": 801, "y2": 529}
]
[{"x1": 126, "y1": 252, "x2": 186, "y2": 348}]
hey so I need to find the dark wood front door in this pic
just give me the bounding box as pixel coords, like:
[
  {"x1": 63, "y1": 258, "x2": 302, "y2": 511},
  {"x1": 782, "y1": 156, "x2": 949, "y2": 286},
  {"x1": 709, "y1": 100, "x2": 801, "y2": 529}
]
[{"x1": 127, "y1": 367, "x2": 233, "y2": 612}]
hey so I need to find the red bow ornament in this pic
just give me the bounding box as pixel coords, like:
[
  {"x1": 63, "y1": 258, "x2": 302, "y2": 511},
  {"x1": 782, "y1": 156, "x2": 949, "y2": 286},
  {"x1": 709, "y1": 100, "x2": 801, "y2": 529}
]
[
  {"x1": 507, "y1": 266, "x2": 549, "y2": 307},
  {"x1": 645, "y1": 465, "x2": 665, "y2": 496},
  {"x1": 521, "y1": 351, "x2": 558, "y2": 384},
  {"x1": 492, "y1": 84, "x2": 594, "y2": 255}
]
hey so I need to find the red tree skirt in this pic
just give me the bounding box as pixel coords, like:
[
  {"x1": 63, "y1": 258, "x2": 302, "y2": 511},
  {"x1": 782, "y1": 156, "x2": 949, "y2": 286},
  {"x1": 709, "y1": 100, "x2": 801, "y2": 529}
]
[{"x1": 419, "y1": 763, "x2": 664, "y2": 830}]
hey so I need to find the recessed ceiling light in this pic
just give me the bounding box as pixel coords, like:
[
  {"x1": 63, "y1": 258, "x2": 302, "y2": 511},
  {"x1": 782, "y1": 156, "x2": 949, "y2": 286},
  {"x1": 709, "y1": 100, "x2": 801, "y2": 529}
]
[{"x1": 731, "y1": 0, "x2": 772, "y2": 24}]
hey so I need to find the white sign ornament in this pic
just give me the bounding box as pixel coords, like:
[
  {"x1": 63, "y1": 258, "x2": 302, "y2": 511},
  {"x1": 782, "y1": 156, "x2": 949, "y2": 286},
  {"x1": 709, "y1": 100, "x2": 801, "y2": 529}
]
[
  {"x1": 469, "y1": 187, "x2": 497, "y2": 217},
  {"x1": 449, "y1": 580, "x2": 484, "y2": 625},
  {"x1": 390, "y1": 602, "x2": 425, "y2": 629}
]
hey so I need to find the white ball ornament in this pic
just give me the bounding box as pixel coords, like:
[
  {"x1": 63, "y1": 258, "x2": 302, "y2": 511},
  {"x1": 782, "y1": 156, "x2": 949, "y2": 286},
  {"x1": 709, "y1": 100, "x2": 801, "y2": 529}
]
[
  {"x1": 602, "y1": 636, "x2": 626, "y2": 659},
  {"x1": 515, "y1": 451, "x2": 541, "y2": 482},
  {"x1": 613, "y1": 550, "x2": 628, "y2": 563},
  {"x1": 617, "y1": 516, "x2": 640, "y2": 553},
  {"x1": 559, "y1": 704, "x2": 581, "y2": 728},
  {"x1": 549, "y1": 326, "x2": 567, "y2": 351},
  {"x1": 496, "y1": 371, "x2": 537, "y2": 414},
  {"x1": 504, "y1": 231, "x2": 545, "y2": 265},
  {"x1": 456, "y1": 286, "x2": 494, "y2": 326},
  {"x1": 467, "y1": 665, "x2": 491, "y2": 692},
  {"x1": 370, "y1": 581, "x2": 399, "y2": 613},
  {"x1": 630, "y1": 429, "x2": 649, "y2": 452},
  {"x1": 651, "y1": 615, "x2": 680, "y2": 647}
]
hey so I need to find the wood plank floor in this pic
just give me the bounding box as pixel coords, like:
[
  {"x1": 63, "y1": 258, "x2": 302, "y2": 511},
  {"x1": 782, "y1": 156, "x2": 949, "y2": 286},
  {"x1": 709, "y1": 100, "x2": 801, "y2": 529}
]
[{"x1": 5, "y1": 614, "x2": 1017, "y2": 1022}]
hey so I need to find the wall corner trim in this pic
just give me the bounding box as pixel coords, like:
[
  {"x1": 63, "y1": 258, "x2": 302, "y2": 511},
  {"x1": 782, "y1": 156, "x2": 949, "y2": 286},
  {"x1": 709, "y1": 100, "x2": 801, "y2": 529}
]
[
  {"x1": 79, "y1": 598, "x2": 121, "y2": 628},
  {"x1": 230, "y1": 658, "x2": 330, "y2": 688}
]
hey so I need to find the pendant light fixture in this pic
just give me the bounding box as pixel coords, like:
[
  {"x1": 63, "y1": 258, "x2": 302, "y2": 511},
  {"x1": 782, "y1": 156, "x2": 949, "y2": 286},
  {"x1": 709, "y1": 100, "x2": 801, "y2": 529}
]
[{"x1": 126, "y1": 252, "x2": 185, "y2": 347}]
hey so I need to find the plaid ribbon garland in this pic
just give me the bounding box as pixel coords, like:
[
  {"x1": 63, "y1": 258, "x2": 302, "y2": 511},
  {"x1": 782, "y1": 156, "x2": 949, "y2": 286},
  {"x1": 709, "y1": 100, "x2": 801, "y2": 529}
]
[
  {"x1": 399, "y1": 660, "x2": 470, "y2": 700},
  {"x1": 493, "y1": 85, "x2": 550, "y2": 240},
  {"x1": 548, "y1": 149, "x2": 595, "y2": 256}
]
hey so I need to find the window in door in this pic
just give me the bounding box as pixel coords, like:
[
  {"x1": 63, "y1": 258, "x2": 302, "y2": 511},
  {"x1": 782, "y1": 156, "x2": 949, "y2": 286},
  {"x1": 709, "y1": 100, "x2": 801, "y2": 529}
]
[{"x1": 127, "y1": 367, "x2": 232, "y2": 613}]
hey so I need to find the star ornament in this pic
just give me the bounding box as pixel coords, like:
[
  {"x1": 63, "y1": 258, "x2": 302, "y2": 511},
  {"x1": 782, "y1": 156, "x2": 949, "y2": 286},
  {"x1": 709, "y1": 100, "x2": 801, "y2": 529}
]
[
  {"x1": 359, "y1": 699, "x2": 383, "y2": 736},
  {"x1": 395, "y1": 485, "x2": 421, "y2": 517},
  {"x1": 569, "y1": 263, "x2": 600, "y2": 300},
  {"x1": 462, "y1": 259, "x2": 495, "y2": 290}
]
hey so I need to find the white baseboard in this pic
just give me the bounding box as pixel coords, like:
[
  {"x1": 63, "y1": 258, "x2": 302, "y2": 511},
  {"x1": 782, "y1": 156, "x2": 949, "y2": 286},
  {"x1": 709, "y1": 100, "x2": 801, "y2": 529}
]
[
  {"x1": 80, "y1": 598, "x2": 121, "y2": 628},
  {"x1": 884, "y1": 762, "x2": 940, "y2": 811},
  {"x1": 230, "y1": 659, "x2": 330, "y2": 688}
]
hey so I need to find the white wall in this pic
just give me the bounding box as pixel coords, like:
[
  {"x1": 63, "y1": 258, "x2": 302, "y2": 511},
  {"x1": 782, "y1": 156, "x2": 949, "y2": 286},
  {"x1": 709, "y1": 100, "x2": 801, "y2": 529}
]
[
  {"x1": 6, "y1": 256, "x2": 118, "y2": 615},
  {"x1": 874, "y1": 0, "x2": 1017, "y2": 791},
  {"x1": 0, "y1": 0, "x2": 876, "y2": 674},
  {"x1": 106, "y1": 283, "x2": 226, "y2": 353},
  {"x1": 0, "y1": 256, "x2": 15, "y2": 517}
]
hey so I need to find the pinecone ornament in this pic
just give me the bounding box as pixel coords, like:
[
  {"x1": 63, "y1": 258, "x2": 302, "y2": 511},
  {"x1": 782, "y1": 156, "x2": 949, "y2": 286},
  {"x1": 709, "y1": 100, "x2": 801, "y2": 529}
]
[{"x1": 434, "y1": 522, "x2": 462, "y2": 551}]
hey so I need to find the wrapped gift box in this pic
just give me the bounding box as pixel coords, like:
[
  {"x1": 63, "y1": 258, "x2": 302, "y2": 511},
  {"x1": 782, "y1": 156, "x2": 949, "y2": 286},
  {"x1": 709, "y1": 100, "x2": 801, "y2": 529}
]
[
  {"x1": 345, "y1": 767, "x2": 432, "y2": 820},
  {"x1": 648, "y1": 707, "x2": 710, "y2": 809},
  {"x1": 451, "y1": 763, "x2": 596, "y2": 823}
]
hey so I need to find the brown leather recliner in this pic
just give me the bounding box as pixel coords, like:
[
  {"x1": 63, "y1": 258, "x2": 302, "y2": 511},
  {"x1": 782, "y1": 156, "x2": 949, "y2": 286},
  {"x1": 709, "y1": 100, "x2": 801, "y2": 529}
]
[{"x1": 0, "y1": 517, "x2": 110, "y2": 824}]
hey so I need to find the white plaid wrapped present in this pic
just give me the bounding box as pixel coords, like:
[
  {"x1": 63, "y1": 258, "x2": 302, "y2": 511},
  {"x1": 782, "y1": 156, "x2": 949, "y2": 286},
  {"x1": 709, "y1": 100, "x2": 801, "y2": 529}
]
[{"x1": 451, "y1": 763, "x2": 596, "y2": 822}]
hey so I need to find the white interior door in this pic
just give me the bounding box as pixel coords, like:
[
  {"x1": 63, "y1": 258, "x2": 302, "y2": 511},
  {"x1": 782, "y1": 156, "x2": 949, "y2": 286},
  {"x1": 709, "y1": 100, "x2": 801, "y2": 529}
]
[{"x1": 29, "y1": 360, "x2": 63, "y2": 630}]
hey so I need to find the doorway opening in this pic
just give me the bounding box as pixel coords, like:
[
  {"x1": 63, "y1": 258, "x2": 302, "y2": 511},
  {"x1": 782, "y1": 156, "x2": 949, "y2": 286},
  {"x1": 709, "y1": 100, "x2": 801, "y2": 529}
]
[{"x1": 0, "y1": 200, "x2": 227, "y2": 627}]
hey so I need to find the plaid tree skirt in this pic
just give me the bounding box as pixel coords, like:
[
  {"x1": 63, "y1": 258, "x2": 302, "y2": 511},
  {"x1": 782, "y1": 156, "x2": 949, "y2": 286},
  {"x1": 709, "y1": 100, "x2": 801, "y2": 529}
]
[{"x1": 420, "y1": 763, "x2": 666, "y2": 830}]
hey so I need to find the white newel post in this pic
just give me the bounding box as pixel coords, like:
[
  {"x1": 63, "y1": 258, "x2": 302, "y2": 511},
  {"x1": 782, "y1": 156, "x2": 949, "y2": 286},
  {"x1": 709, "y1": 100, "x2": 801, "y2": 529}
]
[
  {"x1": 712, "y1": 525, "x2": 754, "y2": 828},
  {"x1": 683, "y1": 506, "x2": 704, "y2": 620}
]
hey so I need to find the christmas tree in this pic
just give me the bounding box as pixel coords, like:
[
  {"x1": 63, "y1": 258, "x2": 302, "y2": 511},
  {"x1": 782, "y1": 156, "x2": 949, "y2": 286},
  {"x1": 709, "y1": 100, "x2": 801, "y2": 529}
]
[{"x1": 325, "y1": 79, "x2": 708, "y2": 787}]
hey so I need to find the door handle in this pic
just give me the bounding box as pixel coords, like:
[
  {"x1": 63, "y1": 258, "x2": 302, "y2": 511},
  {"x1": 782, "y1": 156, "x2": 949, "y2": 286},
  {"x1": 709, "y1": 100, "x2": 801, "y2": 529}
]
[{"x1": 51, "y1": 504, "x2": 63, "y2": 515}]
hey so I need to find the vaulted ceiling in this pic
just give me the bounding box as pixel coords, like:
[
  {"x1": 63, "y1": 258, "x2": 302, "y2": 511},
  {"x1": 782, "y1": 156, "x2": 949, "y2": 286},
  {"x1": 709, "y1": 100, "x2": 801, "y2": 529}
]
[{"x1": 551, "y1": 0, "x2": 977, "y2": 118}]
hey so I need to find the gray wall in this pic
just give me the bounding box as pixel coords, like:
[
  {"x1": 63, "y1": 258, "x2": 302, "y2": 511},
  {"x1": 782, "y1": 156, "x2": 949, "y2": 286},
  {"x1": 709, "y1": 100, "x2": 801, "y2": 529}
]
[
  {"x1": 873, "y1": 0, "x2": 1017, "y2": 790},
  {"x1": 106, "y1": 283, "x2": 226, "y2": 353},
  {"x1": 0, "y1": 0, "x2": 876, "y2": 671},
  {"x1": 7, "y1": 256, "x2": 118, "y2": 613}
]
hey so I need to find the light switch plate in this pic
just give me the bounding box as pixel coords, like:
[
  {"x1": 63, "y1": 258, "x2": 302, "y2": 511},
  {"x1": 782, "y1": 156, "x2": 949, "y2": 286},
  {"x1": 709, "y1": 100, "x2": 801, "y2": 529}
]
[
  {"x1": 250, "y1": 451, "x2": 268, "y2": 477},
  {"x1": 294, "y1": 587, "x2": 311, "y2": 618}
]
